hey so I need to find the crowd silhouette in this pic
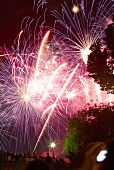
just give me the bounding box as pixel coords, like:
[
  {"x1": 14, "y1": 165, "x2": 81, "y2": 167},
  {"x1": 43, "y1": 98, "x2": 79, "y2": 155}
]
[{"x1": 1, "y1": 139, "x2": 114, "y2": 170}]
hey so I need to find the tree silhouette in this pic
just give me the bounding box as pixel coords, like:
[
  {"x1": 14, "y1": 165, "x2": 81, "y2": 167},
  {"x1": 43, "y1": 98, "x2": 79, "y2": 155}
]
[
  {"x1": 63, "y1": 104, "x2": 114, "y2": 156},
  {"x1": 87, "y1": 18, "x2": 114, "y2": 93}
]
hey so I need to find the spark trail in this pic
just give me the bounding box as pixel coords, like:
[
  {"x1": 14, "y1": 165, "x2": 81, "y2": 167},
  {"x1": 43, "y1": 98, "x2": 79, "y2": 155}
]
[{"x1": 33, "y1": 64, "x2": 79, "y2": 151}]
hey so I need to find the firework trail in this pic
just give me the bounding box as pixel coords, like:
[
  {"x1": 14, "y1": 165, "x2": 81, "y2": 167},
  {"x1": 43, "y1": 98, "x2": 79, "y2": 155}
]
[
  {"x1": 0, "y1": 115, "x2": 10, "y2": 151},
  {"x1": 0, "y1": 47, "x2": 17, "y2": 151},
  {"x1": 33, "y1": 0, "x2": 47, "y2": 13},
  {"x1": 33, "y1": 63, "x2": 79, "y2": 152}
]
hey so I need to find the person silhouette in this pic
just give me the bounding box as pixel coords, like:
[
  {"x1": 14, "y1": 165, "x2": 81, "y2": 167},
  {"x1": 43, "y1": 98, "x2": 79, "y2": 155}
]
[
  {"x1": 45, "y1": 152, "x2": 51, "y2": 164},
  {"x1": 25, "y1": 160, "x2": 50, "y2": 170}
]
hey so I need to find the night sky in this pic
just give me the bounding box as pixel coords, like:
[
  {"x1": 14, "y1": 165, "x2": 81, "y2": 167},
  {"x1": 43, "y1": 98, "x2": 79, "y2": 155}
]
[{"x1": 0, "y1": 0, "x2": 71, "y2": 47}]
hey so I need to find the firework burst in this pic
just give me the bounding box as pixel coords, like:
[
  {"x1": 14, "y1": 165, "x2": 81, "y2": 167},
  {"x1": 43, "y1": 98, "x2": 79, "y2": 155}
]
[
  {"x1": 51, "y1": 0, "x2": 114, "y2": 64},
  {"x1": 0, "y1": 29, "x2": 81, "y2": 151},
  {"x1": 0, "y1": 0, "x2": 114, "y2": 151}
]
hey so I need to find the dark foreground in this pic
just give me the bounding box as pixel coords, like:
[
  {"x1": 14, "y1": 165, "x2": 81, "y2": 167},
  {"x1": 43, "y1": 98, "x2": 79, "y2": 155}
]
[{"x1": 0, "y1": 162, "x2": 70, "y2": 170}]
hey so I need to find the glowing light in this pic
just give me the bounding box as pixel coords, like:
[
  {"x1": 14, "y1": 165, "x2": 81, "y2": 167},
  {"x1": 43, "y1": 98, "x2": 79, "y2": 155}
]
[
  {"x1": 46, "y1": 45, "x2": 50, "y2": 49},
  {"x1": 50, "y1": 142, "x2": 56, "y2": 148},
  {"x1": 66, "y1": 91, "x2": 76, "y2": 99},
  {"x1": 72, "y1": 5, "x2": 79, "y2": 13},
  {"x1": 81, "y1": 47, "x2": 92, "y2": 64},
  {"x1": 22, "y1": 93, "x2": 30, "y2": 102},
  {"x1": 95, "y1": 83, "x2": 102, "y2": 102}
]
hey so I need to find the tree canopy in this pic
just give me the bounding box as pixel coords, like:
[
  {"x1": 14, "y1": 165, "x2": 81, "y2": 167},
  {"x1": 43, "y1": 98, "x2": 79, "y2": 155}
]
[
  {"x1": 62, "y1": 116, "x2": 85, "y2": 155},
  {"x1": 87, "y1": 18, "x2": 114, "y2": 93},
  {"x1": 63, "y1": 103, "x2": 114, "y2": 156}
]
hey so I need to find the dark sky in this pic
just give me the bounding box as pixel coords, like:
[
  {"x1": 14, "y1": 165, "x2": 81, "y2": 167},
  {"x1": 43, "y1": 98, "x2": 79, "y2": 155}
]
[{"x1": 0, "y1": 0, "x2": 71, "y2": 48}]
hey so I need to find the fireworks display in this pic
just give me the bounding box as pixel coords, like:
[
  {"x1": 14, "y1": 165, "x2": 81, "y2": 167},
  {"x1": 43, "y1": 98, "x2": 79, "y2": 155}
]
[
  {"x1": 0, "y1": 0, "x2": 114, "y2": 152},
  {"x1": 51, "y1": 0, "x2": 114, "y2": 64}
]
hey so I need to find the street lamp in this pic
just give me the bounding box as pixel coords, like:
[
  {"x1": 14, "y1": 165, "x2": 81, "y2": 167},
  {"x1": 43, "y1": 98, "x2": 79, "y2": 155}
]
[{"x1": 50, "y1": 142, "x2": 56, "y2": 158}]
